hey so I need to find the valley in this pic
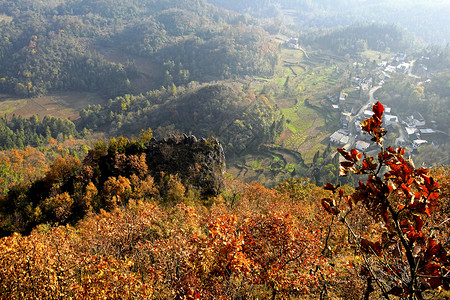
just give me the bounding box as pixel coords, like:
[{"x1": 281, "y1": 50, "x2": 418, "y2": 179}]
[{"x1": 0, "y1": 1, "x2": 449, "y2": 299}]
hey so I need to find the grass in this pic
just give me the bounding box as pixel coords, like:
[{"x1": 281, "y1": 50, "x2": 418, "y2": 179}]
[
  {"x1": 302, "y1": 141, "x2": 328, "y2": 163},
  {"x1": 361, "y1": 50, "x2": 391, "y2": 62},
  {"x1": 266, "y1": 47, "x2": 341, "y2": 160},
  {"x1": 1, "y1": 92, "x2": 104, "y2": 120},
  {"x1": 284, "y1": 133, "x2": 308, "y2": 149},
  {"x1": 0, "y1": 96, "x2": 28, "y2": 115},
  {"x1": 281, "y1": 100, "x2": 319, "y2": 132}
]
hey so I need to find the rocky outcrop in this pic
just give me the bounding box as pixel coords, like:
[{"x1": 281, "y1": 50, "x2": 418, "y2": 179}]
[{"x1": 145, "y1": 135, "x2": 226, "y2": 196}]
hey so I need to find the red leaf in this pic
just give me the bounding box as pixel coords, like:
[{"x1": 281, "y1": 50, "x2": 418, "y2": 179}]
[
  {"x1": 425, "y1": 238, "x2": 442, "y2": 261},
  {"x1": 372, "y1": 241, "x2": 383, "y2": 256},
  {"x1": 372, "y1": 101, "x2": 384, "y2": 118},
  {"x1": 350, "y1": 149, "x2": 362, "y2": 161},
  {"x1": 360, "y1": 118, "x2": 373, "y2": 133},
  {"x1": 340, "y1": 165, "x2": 349, "y2": 176},
  {"x1": 360, "y1": 238, "x2": 371, "y2": 252},
  {"x1": 414, "y1": 215, "x2": 423, "y2": 232},
  {"x1": 338, "y1": 148, "x2": 353, "y2": 161},
  {"x1": 341, "y1": 161, "x2": 355, "y2": 168},
  {"x1": 324, "y1": 183, "x2": 336, "y2": 191},
  {"x1": 386, "y1": 147, "x2": 395, "y2": 153},
  {"x1": 360, "y1": 238, "x2": 382, "y2": 255}
]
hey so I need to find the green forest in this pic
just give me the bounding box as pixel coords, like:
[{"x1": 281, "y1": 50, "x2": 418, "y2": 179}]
[{"x1": 0, "y1": 0, "x2": 278, "y2": 97}]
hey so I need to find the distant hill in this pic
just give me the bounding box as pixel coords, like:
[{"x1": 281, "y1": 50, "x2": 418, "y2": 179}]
[
  {"x1": 0, "y1": 0, "x2": 278, "y2": 97},
  {"x1": 301, "y1": 22, "x2": 414, "y2": 54},
  {"x1": 78, "y1": 83, "x2": 285, "y2": 157},
  {"x1": 208, "y1": 0, "x2": 450, "y2": 45}
]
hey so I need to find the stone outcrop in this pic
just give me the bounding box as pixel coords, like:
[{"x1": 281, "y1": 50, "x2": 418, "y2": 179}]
[{"x1": 145, "y1": 135, "x2": 226, "y2": 196}]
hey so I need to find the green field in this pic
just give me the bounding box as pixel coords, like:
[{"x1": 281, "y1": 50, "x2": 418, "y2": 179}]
[
  {"x1": 0, "y1": 92, "x2": 104, "y2": 120},
  {"x1": 229, "y1": 42, "x2": 347, "y2": 183},
  {"x1": 0, "y1": 96, "x2": 28, "y2": 116},
  {"x1": 270, "y1": 46, "x2": 343, "y2": 163}
]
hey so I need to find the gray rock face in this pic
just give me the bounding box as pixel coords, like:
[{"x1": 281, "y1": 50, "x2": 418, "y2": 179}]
[{"x1": 145, "y1": 135, "x2": 226, "y2": 196}]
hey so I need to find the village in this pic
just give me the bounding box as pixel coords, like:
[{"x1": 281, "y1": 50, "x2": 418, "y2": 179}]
[{"x1": 326, "y1": 52, "x2": 448, "y2": 159}]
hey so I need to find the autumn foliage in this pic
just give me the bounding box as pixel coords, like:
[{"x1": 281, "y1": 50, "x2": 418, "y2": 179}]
[
  {"x1": 0, "y1": 104, "x2": 448, "y2": 299},
  {"x1": 321, "y1": 102, "x2": 449, "y2": 299},
  {"x1": 0, "y1": 183, "x2": 327, "y2": 299}
]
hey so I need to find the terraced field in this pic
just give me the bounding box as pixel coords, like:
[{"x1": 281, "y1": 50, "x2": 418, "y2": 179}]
[
  {"x1": 229, "y1": 43, "x2": 346, "y2": 183},
  {"x1": 1, "y1": 92, "x2": 104, "y2": 120}
]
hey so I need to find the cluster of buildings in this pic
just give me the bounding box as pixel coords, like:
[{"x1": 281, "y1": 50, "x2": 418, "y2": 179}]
[
  {"x1": 328, "y1": 53, "x2": 445, "y2": 154},
  {"x1": 329, "y1": 106, "x2": 440, "y2": 154}
]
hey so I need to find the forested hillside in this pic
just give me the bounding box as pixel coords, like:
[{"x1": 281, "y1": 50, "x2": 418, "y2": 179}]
[
  {"x1": 78, "y1": 83, "x2": 285, "y2": 157},
  {"x1": 302, "y1": 23, "x2": 414, "y2": 54},
  {"x1": 0, "y1": 0, "x2": 278, "y2": 97},
  {"x1": 0, "y1": 0, "x2": 449, "y2": 298},
  {"x1": 0, "y1": 131, "x2": 226, "y2": 235},
  {"x1": 208, "y1": 0, "x2": 450, "y2": 45},
  {"x1": 0, "y1": 115, "x2": 78, "y2": 149}
]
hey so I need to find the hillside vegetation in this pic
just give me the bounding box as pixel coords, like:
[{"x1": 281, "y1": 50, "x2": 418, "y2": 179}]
[
  {"x1": 0, "y1": 0, "x2": 278, "y2": 97},
  {"x1": 0, "y1": 108, "x2": 449, "y2": 298}
]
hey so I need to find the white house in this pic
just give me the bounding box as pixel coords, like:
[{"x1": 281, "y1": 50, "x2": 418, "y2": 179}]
[
  {"x1": 412, "y1": 139, "x2": 428, "y2": 148},
  {"x1": 397, "y1": 62, "x2": 410, "y2": 73},
  {"x1": 385, "y1": 65, "x2": 397, "y2": 73},
  {"x1": 330, "y1": 131, "x2": 349, "y2": 145},
  {"x1": 384, "y1": 114, "x2": 399, "y2": 126},
  {"x1": 355, "y1": 140, "x2": 371, "y2": 151},
  {"x1": 378, "y1": 61, "x2": 388, "y2": 68},
  {"x1": 285, "y1": 37, "x2": 299, "y2": 49},
  {"x1": 339, "y1": 91, "x2": 347, "y2": 104},
  {"x1": 405, "y1": 127, "x2": 417, "y2": 137},
  {"x1": 364, "y1": 109, "x2": 374, "y2": 118},
  {"x1": 341, "y1": 112, "x2": 351, "y2": 128},
  {"x1": 411, "y1": 112, "x2": 426, "y2": 127},
  {"x1": 419, "y1": 128, "x2": 435, "y2": 134},
  {"x1": 405, "y1": 112, "x2": 426, "y2": 128}
]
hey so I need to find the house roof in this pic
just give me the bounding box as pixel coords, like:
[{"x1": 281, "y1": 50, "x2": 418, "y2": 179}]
[
  {"x1": 419, "y1": 128, "x2": 435, "y2": 134},
  {"x1": 330, "y1": 131, "x2": 345, "y2": 141},
  {"x1": 413, "y1": 139, "x2": 428, "y2": 145},
  {"x1": 330, "y1": 131, "x2": 349, "y2": 144},
  {"x1": 405, "y1": 127, "x2": 417, "y2": 135},
  {"x1": 364, "y1": 110, "x2": 373, "y2": 117},
  {"x1": 385, "y1": 65, "x2": 396, "y2": 73},
  {"x1": 384, "y1": 114, "x2": 398, "y2": 123},
  {"x1": 355, "y1": 140, "x2": 370, "y2": 150}
]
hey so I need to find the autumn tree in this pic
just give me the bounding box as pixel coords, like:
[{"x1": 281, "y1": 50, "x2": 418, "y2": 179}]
[{"x1": 321, "y1": 102, "x2": 448, "y2": 299}]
